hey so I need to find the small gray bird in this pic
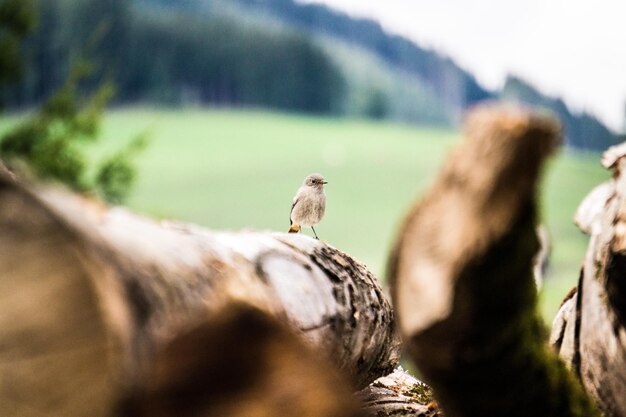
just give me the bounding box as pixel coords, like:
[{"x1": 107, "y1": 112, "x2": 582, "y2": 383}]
[{"x1": 288, "y1": 173, "x2": 327, "y2": 239}]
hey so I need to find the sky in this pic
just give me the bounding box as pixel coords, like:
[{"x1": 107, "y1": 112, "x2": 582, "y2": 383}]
[{"x1": 300, "y1": 0, "x2": 626, "y2": 131}]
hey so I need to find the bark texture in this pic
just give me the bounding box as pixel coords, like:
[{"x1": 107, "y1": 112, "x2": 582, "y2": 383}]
[
  {"x1": 0, "y1": 172, "x2": 400, "y2": 416},
  {"x1": 357, "y1": 367, "x2": 439, "y2": 417},
  {"x1": 388, "y1": 104, "x2": 599, "y2": 417},
  {"x1": 551, "y1": 142, "x2": 626, "y2": 417}
]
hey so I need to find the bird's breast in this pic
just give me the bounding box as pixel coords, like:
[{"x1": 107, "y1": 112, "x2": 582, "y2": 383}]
[{"x1": 291, "y1": 191, "x2": 326, "y2": 226}]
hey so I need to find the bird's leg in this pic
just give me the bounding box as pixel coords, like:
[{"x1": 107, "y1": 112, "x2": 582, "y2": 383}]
[{"x1": 311, "y1": 226, "x2": 319, "y2": 240}]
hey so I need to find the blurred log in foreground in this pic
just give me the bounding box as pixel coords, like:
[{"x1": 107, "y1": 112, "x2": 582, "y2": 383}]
[
  {"x1": 551, "y1": 142, "x2": 626, "y2": 417},
  {"x1": 389, "y1": 104, "x2": 600, "y2": 417},
  {"x1": 126, "y1": 302, "x2": 364, "y2": 417},
  {"x1": 0, "y1": 172, "x2": 400, "y2": 416}
]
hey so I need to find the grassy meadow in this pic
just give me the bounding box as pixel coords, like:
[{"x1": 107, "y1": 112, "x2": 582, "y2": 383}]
[{"x1": 0, "y1": 108, "x2": 609, "y2": 321}]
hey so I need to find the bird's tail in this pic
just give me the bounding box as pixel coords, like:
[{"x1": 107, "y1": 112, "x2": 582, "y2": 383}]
[{"x1": 288, "y1": 224, "x2": 301, "y2": 233}]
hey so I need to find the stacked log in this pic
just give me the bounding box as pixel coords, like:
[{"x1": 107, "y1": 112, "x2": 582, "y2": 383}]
[{"x1": 0, "y1": 173, "x2": 399, "y2": 416}]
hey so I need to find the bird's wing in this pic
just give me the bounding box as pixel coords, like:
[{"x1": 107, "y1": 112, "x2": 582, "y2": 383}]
[{"x1": 290, "y1": 198, "x2": 298, "y2": 225}]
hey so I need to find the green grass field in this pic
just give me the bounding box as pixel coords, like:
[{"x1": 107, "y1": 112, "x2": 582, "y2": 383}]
[{"x1": 0, "y1": 107, "x2": 610, "y2": 321}]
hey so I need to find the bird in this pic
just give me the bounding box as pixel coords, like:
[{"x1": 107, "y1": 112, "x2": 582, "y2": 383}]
[{"x1": 288, "y1": 173, "x2": 327, "y2": 239}]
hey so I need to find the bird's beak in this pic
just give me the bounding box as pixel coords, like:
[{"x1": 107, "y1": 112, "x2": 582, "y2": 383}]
[{"x1": 322, "y1": 181, "x2": 328, "y2": 184}]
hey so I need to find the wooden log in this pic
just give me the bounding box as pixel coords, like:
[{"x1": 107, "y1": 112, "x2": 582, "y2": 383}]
[
  {"x1": 124, "y1": 302, "x2": 365, "y2": 417},
  {"x1": 357, "y1": 367, "x2": 439, "y2": 417},
  {"x1": 0, "y1": 172, "x2": 400, "y2": 416},
  {"x1": 551, "y1": 142, "x2": 626, "y2": 417},
  {"x1": 388, "y1": 104, "x2": 599, "y2": 417}
]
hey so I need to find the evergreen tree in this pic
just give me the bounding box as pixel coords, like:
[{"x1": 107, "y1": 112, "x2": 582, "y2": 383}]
[
  {"x1": 0, "y1": 0, "x2": 144, "y2": 203},
  {"x1": 0, "y1": 0, "x2": 36, "y2": 93}
]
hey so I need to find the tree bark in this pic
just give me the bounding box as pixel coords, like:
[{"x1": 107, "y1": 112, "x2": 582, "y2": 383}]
[
  {"x1": 551, "y1": 142, "x2": 626, "y2": 417},
  {"x1": 357, "y1": 367, "x2": 439, "y2": 417},
  {"x1": 388, "y1": 104, "x2": 599, "y2": 417},
  {"x1": 0, "y1": 172, "x2": 400, "y2": 416}
]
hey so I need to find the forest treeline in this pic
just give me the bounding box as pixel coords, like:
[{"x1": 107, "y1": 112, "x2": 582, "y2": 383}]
[
  {"x1": 229, "y1": 0, "x2": 618, "y2": 150},
  {"x1": 3, "y1": 0, "x2": 344, "y2": 113},
  {"x1": 1, "y1": 0, "x2": 618, "y2": 150}
]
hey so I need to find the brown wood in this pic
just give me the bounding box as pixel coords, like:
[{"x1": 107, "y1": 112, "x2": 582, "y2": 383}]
[
  {"x1": 125, "y1": 302, "x2": 365, "y2": 417},
  {"x1": 0, "y1": 183, "x2": 121, "y2": 417},
  {"x1": 0, "y1": 172, "x2": 400, "y2": 416},
  {"x1": 388, "y1": 104, "x2": 599, "y2": 417},
  {"x1": 551, "y1": 143, "x2": 626, "y2": 417},
  {"x1": 357, "y1": 367, "x2": 439, "y2": 417}
]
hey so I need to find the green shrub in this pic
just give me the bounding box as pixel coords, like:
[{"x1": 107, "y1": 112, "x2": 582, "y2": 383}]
[{"x1": 0, "y1": 63, "x2": 145, "y2": 203}]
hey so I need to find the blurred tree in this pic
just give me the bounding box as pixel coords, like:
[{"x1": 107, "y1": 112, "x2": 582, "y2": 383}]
[
  {"x1": 501, "y1": 75, "x2": 618, "y2": 150},
  {"x1": 2, "y1": 0, "x2": 346, "y2": 114},
  {"x1": 623, "y1": 100, "x2": 626, "y2": 133},
  {"x1": 0, "y1": 63, "x2": 144, "y2": 203},
  {"x1": 0, "y1": 64, "x2": 112, "y2": 190},
  {"x1": 3, "y1": 0, "x2": 129, "y2": 107},
  {"x1": 95, "y1": 132, "x2": 147, "y2": 204},
  {"x1": 0, "y1": 0, "x2": 144, "y2": 204},
  {"x1": 364, "y1": 89, "x2": 388, "y2": 120},
  {"x1": 0, "y1": 0, "x2": 36, "y2": 97}
]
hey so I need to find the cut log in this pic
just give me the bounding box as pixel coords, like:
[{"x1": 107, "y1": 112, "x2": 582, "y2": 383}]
[
  {"x1": 125, "y1": 302, "x2": 365, "y2": 417},
  {"x1": 388, "y1": 104, "x2": 599, "y2": 417},
  {"x1": 0, "y1": 172, "x2": 400, "y2": 416},
  {"x1": 357, "y1": 367, "x2": 439, "y2": 417},
  {"x1": 551, "y1": 143, "x2": 626, "y2": 417}
]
